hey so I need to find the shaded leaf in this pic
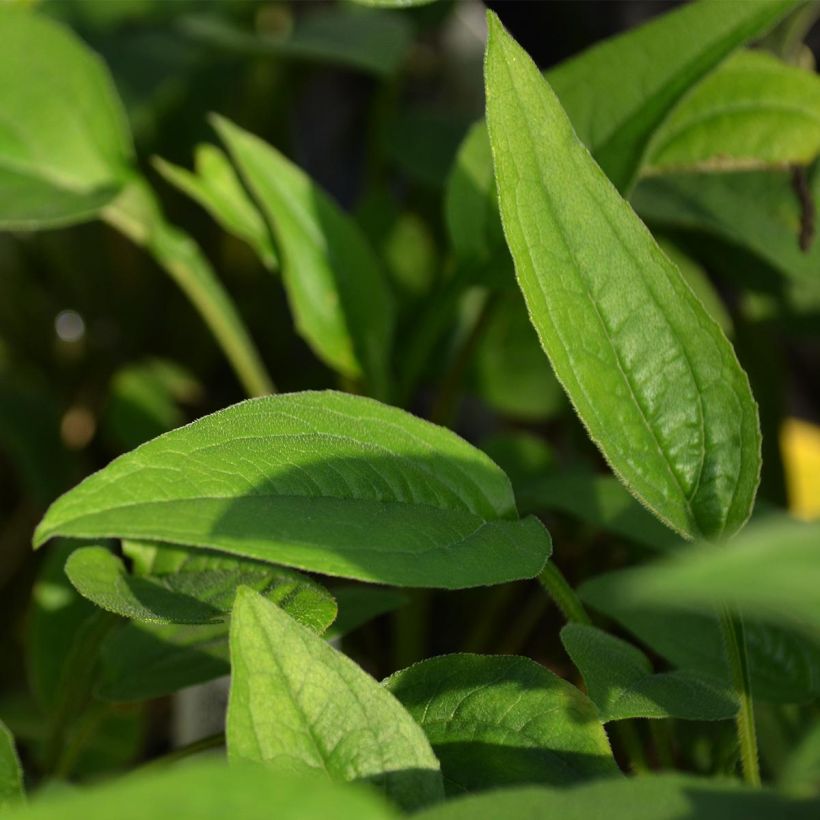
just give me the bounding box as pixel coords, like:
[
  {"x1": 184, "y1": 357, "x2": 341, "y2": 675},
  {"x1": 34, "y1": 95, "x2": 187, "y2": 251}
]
[
  {"x1": 384, "y1": 653, "x2": 617, "y2": 795},
  {"x1": 35, "y1": 391, "x2": 552, "y2": 589},
  {"x1": 65, "y1": 545, "x2": 336, "y2": 626},
  {"x1": 0, "y1": 720, "x2": 24, "y2": 809},
  {"x1": 227, "y1": 588, "x2": 444, "y2": 810},
  {"x1": 560, "y1": 623, "x2": 737, "y2": 723},
  {"x1": 413, "y1": 773, "x2": 820, "y2": 820},
  {"x1": 214, "y1": 118, "x2": 394, "y2": 397},
  {"x1": 485, "y1": 14, "x2": 760, "y2": 541},
  {"x1": 0, "y1": 8, "x2": 132, "y2": 228}
]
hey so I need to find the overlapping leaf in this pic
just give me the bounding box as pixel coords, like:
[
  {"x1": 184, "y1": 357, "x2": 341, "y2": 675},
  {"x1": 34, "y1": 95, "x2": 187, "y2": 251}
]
[
  {"x1": 228, "y1": 588, "x2": 443, "y2": 810},
  {"x1": 35, "y1": 391, "x2": 552, "y2": 589},
  {"x1": 485, "y1": 14, "x2": 760, "y2": 541}
]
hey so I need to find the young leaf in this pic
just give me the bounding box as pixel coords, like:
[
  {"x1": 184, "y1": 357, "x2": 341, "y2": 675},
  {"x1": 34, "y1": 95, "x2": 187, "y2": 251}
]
[
  {"x1": 413, "y1": 773, "x2": 820, "y2": 820},
  {"x1": 153, "y1": 146, "x2": 278, "y2": 271},
  {"x1": 384, "y1": 654, "x2": 617, "y2": 795},
  {"x1": 633, "y1": 169, "x2": 820, "y2": 283},
  {"x1": 545, "y1": 0, "x2": 800, "y2": 191},
  {"x1": 0, "y1": 8, "x2": 133, "y2": 228},
  {"x1": 212, "y1": 117, "x2": 394, "y2": 398},
  {"x1": 65, "y1": 545, "x2": 337, "y2": 626},
  {"x1": 227, "y1": 587, "x2": 444, "y2": 810},
  {"x1": 0, "y1": 720, "x2": 24, "y2": 809},
  {"x1": 35, "y1": 391, "x2": 552, "y2": 589},
  {"x1": 0, "y1": 759, "x2": 397, "y2": 820},
  {"x1": 560, "y1": 623, "x2": 737, "y2": 723},
  {"x1": 645, "y1": 50, "x2": 820, "y2": 174},
  {"x1": 485, "y1": 14, "x2": 761, "y2": 542},
  {"x1": 579, "y1": 516, "x2": 820, "y2": 634}
]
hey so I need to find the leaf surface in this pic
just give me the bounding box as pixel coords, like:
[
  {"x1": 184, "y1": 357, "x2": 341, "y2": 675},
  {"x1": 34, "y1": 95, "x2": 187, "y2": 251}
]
[
  {"x1": 227, "y1": 588, "x2": 443, "y2": 810},
  {"x1": 35, "y1": 391, "x2": 552, "y2": 589},
  {"x1": 645, "y1": 49, "x2": 820, "y2": 174},
  {"x1": 560, "y1": 623, "x2": 737, "y2": 723},
  {"x1": 384, "y1": 653, "x2": 617, "y2": 795},
  {"x1": 65, "y1": 545, "x2": 336, "y2": 626},
  {"x1": 0, "y1": 8, "x2": 132, "y2": 228},
  {"x1": 485, "y1": 14, "x2": 760, "y2": 541},
  {"x1": 213, "y1": 117, "x2": 394, "y2": 397},
  {"x1": 0, "y1": 720, "x2": 23, "y2": 810},
  {"x1": 1, "y1": 760, "x2": 396, "y2": 820},
  {"x1": 413, "y1": 773, "x2": 820, "y2": 820}
]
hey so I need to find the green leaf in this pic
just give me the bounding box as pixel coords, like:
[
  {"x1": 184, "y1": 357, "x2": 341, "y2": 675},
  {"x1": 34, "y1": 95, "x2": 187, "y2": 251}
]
[
  {"x1": 579, "y1": 516, "x2": 820, "y2": 634},
  {"x1": 327, "y1": 586, "x2": 408, "y2": 640},
  {"x1": 384, "y1": 654, "x2": 617, "y2": 796},
  {"x1": 471, "y1": 293, "x2": 565, "y2": 422},
  {"x1": 413, "y1": 773, "x2": 820, "y2": 820},
  {"x1": 153, "y1": 146, "x2": 278, "y2": 271},
  {"x1": 515, "y1": 469, "x2": 682, "y2": 553},
  {"x1": 484, "y1": 14, "x2": 761, "y2": 542},
  {"x1": 780, "y1": 719, "x2": 820, "y2": 797},
  {"x1": 0, "y1": 8, "x2": 132, "y2": 228},
  {"x1": 65, "y1": 545, "x2": 337, "y2": 626},
  {"x1": 0, "y1": 759, "x2": 397, "y2": 820},
  {"x1": 0, "y1": 720, "x2": 24, "y2": 810},
  {"x1": 645, "y1": 50, "x2": 820, "y2": 174},
  {"x1": 179, "y1": 7, "x2": 412, "y2": 77},
  {"x1": 212, "y1": 117, "x2": 394, "y2": 397},
  {"x1": 35, "y1": 391, "x2": 552, "y2": 589},
  {"x1": 545, "y1": 0, "x2": 799, "y2": 191},
  {"x1": 96, "y1": 621, "x2": 230, "y2": 703},
  {"x1": 633, "y1": 169, "x2": 820, "y2": 283},
  {"x1": 560, "y1": 623, "x2": 737, "y2": 723},
  {"x1": 227, "y1": 588, "x2": 444, "y2": 810}
]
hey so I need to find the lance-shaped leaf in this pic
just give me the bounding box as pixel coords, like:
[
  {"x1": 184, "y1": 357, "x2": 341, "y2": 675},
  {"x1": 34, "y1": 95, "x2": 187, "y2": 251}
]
[
  {"x1": 154, "y1": 146, "x2": 278, "y2": 271},
  {"x1": 384, "y1": 654, "x2": 617, "y2": 795},
  {"x1": 213, "y1": 117, "x2": 394, "y2": 398},
  {"x1": 228, "y1": 588, "x2": 444, "y2": 810},
  {"x1": 0, "y1": 720, "x2": 24, "y2": 810},
  {"x1": 485, "y1": 14, "x2": 760, "y2": 542},
  {"x1": 0, "y1": 759, "x2": 397, "y2": 820},
  {"x1": 413, "y1": 774, "x2": 820, "y2": 820},
  {"x1": 560, "y1": 623, "x2": 737, "y2": 723},
  {"x1": 65, "y1": 544, "x2": 336, "y2": 626},
  {"x1": 645, "y1": 49, "x2": 820, "y2": 175},
  {"x1": 0, "y1": 8, "x2": 133, "y2": 228},
  {"x1": 35, "y1": 391, "x2": 551, "y2": 589},
  {"x1": 579, "y1": 516, "x2": 820, "y2": 634}
]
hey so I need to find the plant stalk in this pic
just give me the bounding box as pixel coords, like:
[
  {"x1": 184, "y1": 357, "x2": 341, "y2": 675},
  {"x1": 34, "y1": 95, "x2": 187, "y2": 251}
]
[
  {"x1": 537, "y1": 561, "x2": 591, "y2": 625},
  {"x1": 103, "y1": 174, "x2": 275, "y2": 398},
  {"x1": 720, "y1": 606, "x2": 761, "y2": 786}
]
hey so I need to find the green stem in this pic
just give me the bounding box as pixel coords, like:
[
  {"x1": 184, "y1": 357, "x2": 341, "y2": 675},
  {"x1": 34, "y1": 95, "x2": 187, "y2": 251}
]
[
  {"x1": 103, "y1": 174, "x2": 275, "y2": 398},
  {"x1": 720, "y1": 606, "x2": 761, "y2": 786},
  {"x1": 616, "y1": 721, "x2": 650, "y2": 775},
  {"x1": 537, "y1": 562, "x2": 591, "y2": 625}
]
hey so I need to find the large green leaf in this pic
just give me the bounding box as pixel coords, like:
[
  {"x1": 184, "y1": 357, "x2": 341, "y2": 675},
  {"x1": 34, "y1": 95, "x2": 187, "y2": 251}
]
[
  {"x1": 579, "y1": 516, "x2": 820, "y2": 633},
  {"x1": 35, "y1": 391, "x2": 552, "y2": 589},
  {"x1": 213, "y1": 117, "x2": 394, "y2": 397},
  {"x1": 65, "y1": 544, "x2": 336, "y2": 626},
  {"x1": 485, "y1": 14, "x2": 760, "y2": 542},
  {"x1": 633, "y1": 168, "x2": 820, "y2": 283},
  {"x1": 384, "y1": 654, "x2": 617, "y2": 795},
  {"x1": 1, "y1": 759, "x2": 396, "y2": 820},
  {"x1": 0, "y1": 720, "x2": 24, "y2": 810},
  {"x1": 645, "y1": 49, "x2": 820, "y2": 174},
  {"x1": 0, "y1": 8, "x2": 132, "y2": 228},
  {"x1": 154, "y1": 146, "x2": 278, "y2": 271},
  {"x1": 413, "y1": 774, "x2": 820, "y2": 820},
  {"x1": 227, "y1": 588, "x2": 444, "y2": 810},
  {"x1": 560, "y1": 623, "x2": 737, "y2": 723}
]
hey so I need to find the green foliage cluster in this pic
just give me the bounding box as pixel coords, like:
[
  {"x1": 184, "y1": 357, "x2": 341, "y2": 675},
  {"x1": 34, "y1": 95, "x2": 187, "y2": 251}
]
[{"x1": 0, "y1": 1, "x2": 819, "y2": 818}]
